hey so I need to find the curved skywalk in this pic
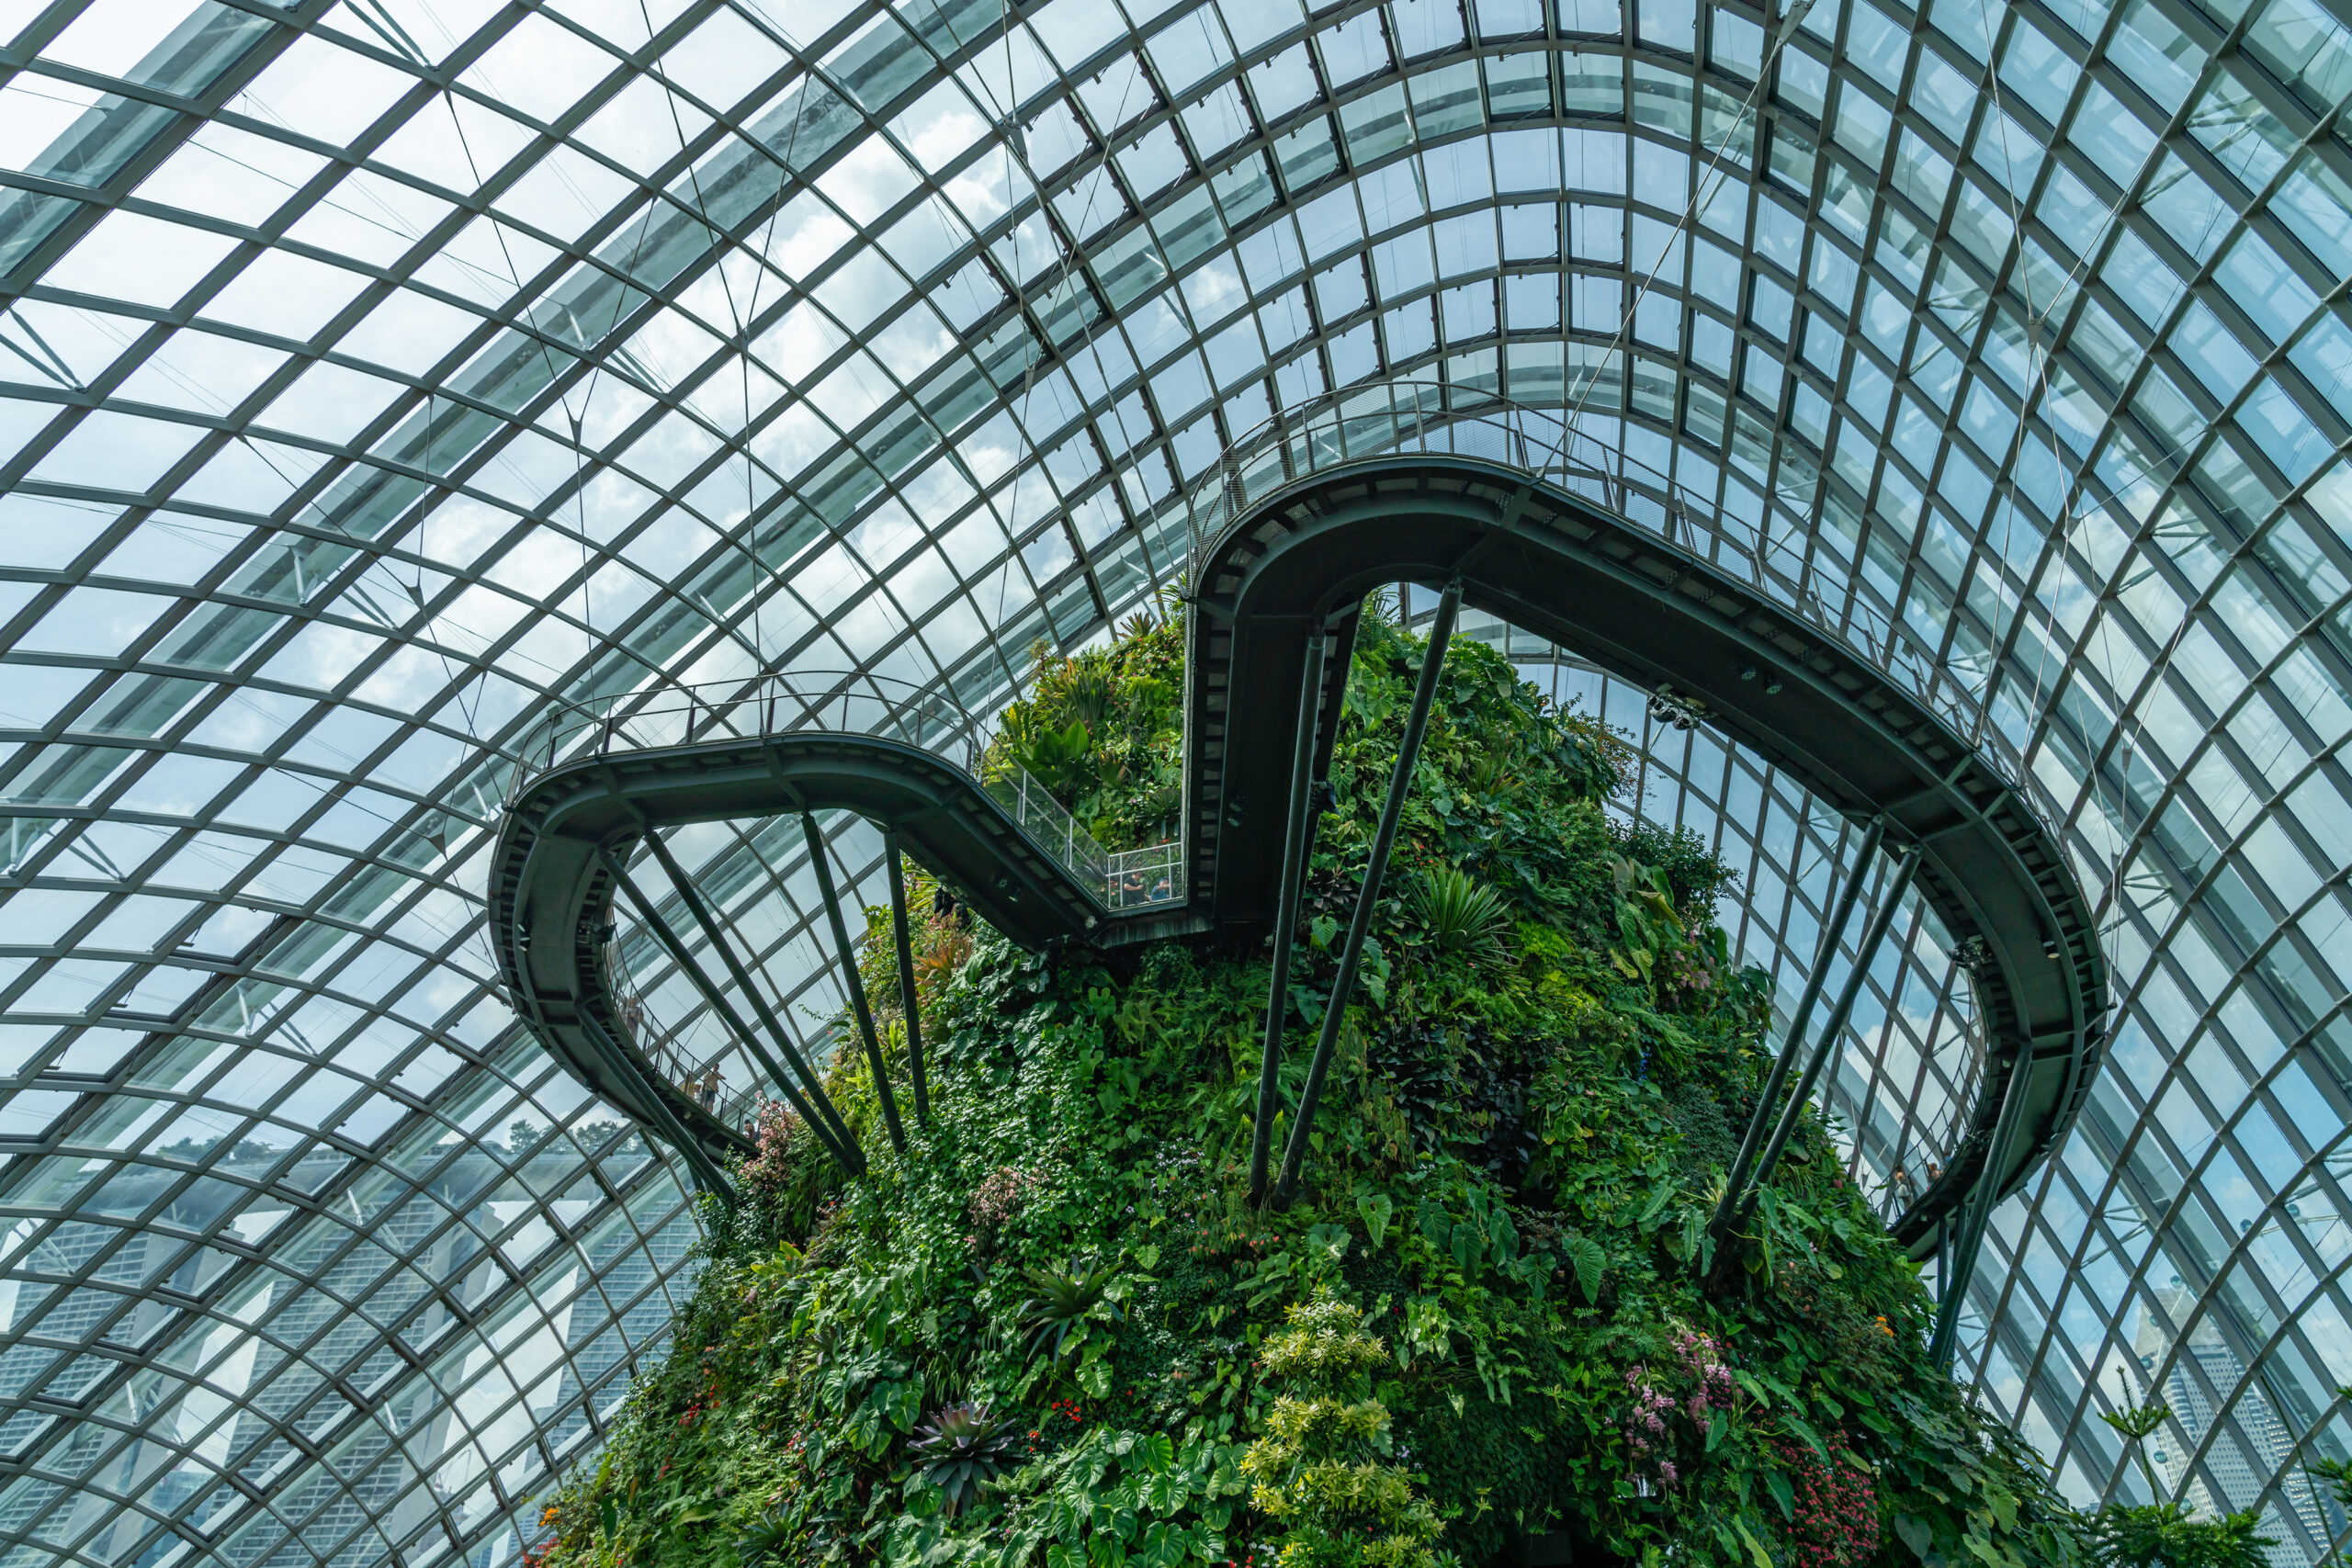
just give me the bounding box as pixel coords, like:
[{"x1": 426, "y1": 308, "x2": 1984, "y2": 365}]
[
  {"x1": 0, "y1": 0, "x2": 2348, "y2": 1562},
  {"x1": 490, "y1": 425, "x2": 2105, "y2": 1253}
]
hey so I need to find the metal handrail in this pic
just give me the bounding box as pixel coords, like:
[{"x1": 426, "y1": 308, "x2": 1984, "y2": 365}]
[
  {"x1": 611, "y1": 987, "x2": 764, "y2": 1137},
  {"x1": 510, "y1": 668, "x2": 1172, "y2": 916},
  {"x1": 1173, "y1": 381, "x2": 2017, "y2": 797}
]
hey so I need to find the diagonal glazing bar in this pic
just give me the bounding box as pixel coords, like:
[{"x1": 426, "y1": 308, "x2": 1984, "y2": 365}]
[
  {"x1": 1709, "y1": 816, "x2": 1886, "y2": 1248},
  {"x1": 632, "y1": 829, "x2": 864, "y2": 1165},
  {"x1": 1272, "y1": 580, "x2": 1461, "y2": 1209},
  {"x1": 599, "y1": 846, "x2": 862, "y2": 1176},
  {"x1": 885, "y1": 829, "x2": 930, "y2": 1127},
  {"x1": 1249, "y1": 629, "x2": 1331, "y2": 1206},
  {"x1": 804, "y1": 812, "x2": 908, "y2": 1155}
]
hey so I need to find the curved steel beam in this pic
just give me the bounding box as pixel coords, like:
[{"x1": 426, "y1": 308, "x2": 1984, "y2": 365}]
[
  {"x1": 490, "y1": 732, "x2": 1119, "y2": 1164},
  {"x1": 1183, "y1": 455, "x2": 2108, "y2": 1258}
]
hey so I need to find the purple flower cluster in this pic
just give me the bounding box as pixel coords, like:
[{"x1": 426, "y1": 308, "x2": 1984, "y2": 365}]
[
  {"x1": 1616, "y1": 1328, "x2": 1737, "y2": 1491},
  {"x1": 1671, "y1": 1328, "x2": 1735, "y2": 1421},
  {"x1": 1617, "y1": 1368, "x2": 1680, "y2": 1485}
]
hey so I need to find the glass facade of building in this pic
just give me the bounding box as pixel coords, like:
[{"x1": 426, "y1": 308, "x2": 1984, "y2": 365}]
[{"x1": 0, "y1": 0, "x2": 2346, "y2": 1562}]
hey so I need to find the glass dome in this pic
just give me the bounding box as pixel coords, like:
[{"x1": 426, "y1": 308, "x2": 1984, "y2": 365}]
[{"x1": 0, "y1": 0, "x2": 2346, "y2": 1561}]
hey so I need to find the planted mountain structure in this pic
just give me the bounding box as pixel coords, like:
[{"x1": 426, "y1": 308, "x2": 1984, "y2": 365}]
[{"x1": 526, "y1": 607, "x2": 2114, "y2": 1568}]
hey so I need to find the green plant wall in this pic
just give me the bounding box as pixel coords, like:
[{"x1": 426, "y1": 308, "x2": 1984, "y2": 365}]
[{"x1": 530, "y1": 604, "x2": 2144, "y2": 1568}]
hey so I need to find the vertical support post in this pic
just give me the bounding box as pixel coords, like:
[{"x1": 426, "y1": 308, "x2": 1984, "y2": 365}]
[
  {"x1": 1934, "y1": 1208, "x2": 1951, "y2": 1309},
  {"x1": 1709, "y1": 817, "x2": 1885, "y2": 1247},
  {"x1": 885, "y1": 829, "x2": 929, "y2": 1126},
  {"x1": 599, "y1": 847, "x2": 861, "y2": 1174},
  {"x1": 1271, "y1": 580, "x2": 1461, "y2": 1208},
  {"x1": 1741, "y1": 845, "x2": 1921, "y2": 1207},
  {"x1": 1249, "y1": 630, "x2": 1331, "y2": 1205},
  {"x1": 805, "y1": 812, "x2": 908, "y2": 1155},
  {"x1": 1929, "y1": 1046, "x2": 2033, "y2": 1369}
]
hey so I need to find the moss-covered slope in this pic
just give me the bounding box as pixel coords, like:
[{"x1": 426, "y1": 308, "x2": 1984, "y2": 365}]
[{"x1": 535, "y1": 605, "x2": 2078, "y2": 1568}]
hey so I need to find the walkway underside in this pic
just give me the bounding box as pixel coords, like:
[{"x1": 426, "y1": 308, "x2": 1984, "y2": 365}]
[
  {"x1": 1184, "y1": 456, "x2": 2107, "y2": 1258},
  {"x1": 491, "y1": 735, "x2": 1197, "y2": 1158},
  {"x1": 493, "y1": 456, "x2": 2106, "y2": 1260}
]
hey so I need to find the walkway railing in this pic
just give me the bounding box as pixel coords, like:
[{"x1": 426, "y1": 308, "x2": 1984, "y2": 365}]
[
  {"x1": 607, "y1": 983, "x2": 766, "y2": 1138},
  {"x1": 1176, "y1": 382, "x2": 2050, "y2": 1231},
  {"x1": 510, "y1": 671, "x2": 1182, "y2": 918},
  {"x1": 1181, "y1": 382, "x2": 1999, "y2": 779}
]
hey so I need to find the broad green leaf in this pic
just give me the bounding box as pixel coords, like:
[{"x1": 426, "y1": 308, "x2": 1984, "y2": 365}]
[
  {"x1": 1562, "y1": 1234, "x2": 1605, "y2": 1305},
  {"x1": 1782, "y1": 1413, "x2": 1831, "y2": 1462},
  {"x1": 1357, "y1": 1192, "x2": 1394, "y2": 1249},
  {"x1": 1451, "y1": 1220, "x2": 1480, "y2": 1272}
]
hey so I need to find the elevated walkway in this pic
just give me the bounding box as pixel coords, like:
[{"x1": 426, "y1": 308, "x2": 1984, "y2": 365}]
[{"x1": 489, "y1": 386, "x2": 2106, "y2": 1266}]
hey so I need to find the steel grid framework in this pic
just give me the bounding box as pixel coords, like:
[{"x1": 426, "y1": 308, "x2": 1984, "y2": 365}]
[{"x1": 0, "y1": 0, "x2": 2347, "y2": 1562}]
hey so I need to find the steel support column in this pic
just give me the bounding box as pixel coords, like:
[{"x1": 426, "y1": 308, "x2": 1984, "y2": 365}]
[
  {"x1": 1741, "y1": 844, "x2": 1921, "y2": 1210},
  {"x1": 805, "y1": 812, "x2": 908, "y2": 1154},
  {"x1": 885, "y1": 828, "x2": 930, "y2": 1126},
  {"x1": 599, "y1": 847, "x2": 862, "y2": 1174},
  {"x1": 1271, "y1": 579, "x2": 1460, "y2": 1209},
  {"x1": 1929, "y1": 1045, "x2": 2032, "y2": 1369},
  {"x1": 1249, "y1": 629, "x2": 1331, "y2": 1206},
  {"x1": 1709, "y1": 817, "x2": 1885, "y2": 1248},
  {"x1": 630, "y1": 830, "x2": 861, "y2": 1158}
]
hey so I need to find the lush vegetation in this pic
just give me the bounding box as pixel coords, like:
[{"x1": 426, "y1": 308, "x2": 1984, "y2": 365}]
[{"x1": 533, "y1": 605, "x2": 2258, "y2": 1568}]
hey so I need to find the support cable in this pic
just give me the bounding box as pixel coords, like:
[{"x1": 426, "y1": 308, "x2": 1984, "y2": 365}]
[
  {"x1": 803, "y1": 812, "x2": 909, "y2": 1154},
  {"x1": 599, "y1": 845, "x2": 862, "y2": 1175},
  {"x1": 884, "y1": 829, "x2": 930, "y2": 1126},
  {"x1": 631, "y1": 829, "x2": 863, "y2": 1162},
  {"x1": 1709, "y1": 816, "x2": 1886, "y2": 1247},
  {"x1": 1929, "y1": 1043, "x2": 2033, "y2": 1369},
  {"x1": 1271, "y1": 579, "x2": 1461, "y2": 1209},
  {"x1": 1249, "y1": 628, "x2": 1332, "y2": 1205}
]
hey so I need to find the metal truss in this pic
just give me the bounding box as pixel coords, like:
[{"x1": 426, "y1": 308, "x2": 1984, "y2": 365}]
[{"x1": 0, "y1": 0, "x2": 2347, "y2": 1560}]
